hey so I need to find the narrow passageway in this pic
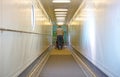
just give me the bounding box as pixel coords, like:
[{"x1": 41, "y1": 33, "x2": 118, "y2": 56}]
[
  {"x1": 39, "y1": 48, "x2": 87, "y2": 77},
  {"x1": 18, "y1": 46, "x2": 108, "y2": 77}
]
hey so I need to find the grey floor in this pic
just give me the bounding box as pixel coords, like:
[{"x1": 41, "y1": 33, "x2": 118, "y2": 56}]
[
  {"x1": 19, "y1": 47, "x2": 108, "y2": 77},
  {"x1": 39, "y1": 48, "x2": 87, "y2": 77}
]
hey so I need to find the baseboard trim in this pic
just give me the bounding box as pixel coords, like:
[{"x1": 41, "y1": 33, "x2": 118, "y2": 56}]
[
  {"x1": 69, "y1": 46, "x2": 108, "y2": 77},
  {"x1": 18, "y1": 46, "x2": 52, "y2": 77}
]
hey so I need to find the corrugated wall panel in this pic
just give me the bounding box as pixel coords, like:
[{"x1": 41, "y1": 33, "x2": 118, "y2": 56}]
[
  {"x1": 0, "y1": 0, "x2": 52, "y2": 77},
  {"x1": 68, "y1": 0, "x2": 120, "y2": 77}
]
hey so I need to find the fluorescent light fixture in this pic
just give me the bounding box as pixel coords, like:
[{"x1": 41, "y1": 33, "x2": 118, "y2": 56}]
[
  {"x1": 57, "y1": 22, "x2": 64, "y2": 25},
  {"x1": 55, "y1": 12, "x2": 67, "y2": 15},
  {"x1": 54, "y1": 9, "x2": 68, "y2": 11},
  {"x1": 57, "y1": 19, "x2": 65, "y2": 21},
  {"x1": 52, "y1": 0, "x2": 71, "y2": 3},
  {"x1": 57, "y1": 19, "x2": 65, "y2": 22}
]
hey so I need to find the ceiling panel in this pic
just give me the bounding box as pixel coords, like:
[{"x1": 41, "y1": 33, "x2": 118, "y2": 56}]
[{"x1": 40, "y1": 0, "x2": 83, "y2": 25}]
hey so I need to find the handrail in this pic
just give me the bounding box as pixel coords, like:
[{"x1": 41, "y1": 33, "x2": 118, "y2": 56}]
[{"x1": 0, "y1": 28, "x2": 51, "y2": 35}]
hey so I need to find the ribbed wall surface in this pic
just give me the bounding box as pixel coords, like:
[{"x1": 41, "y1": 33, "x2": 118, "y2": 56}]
[
  {"x1": 68, "y1": 0, "x2": 120, "y2": 77},
  {"x1": 0, "y1": 0, "x2": 52, "y2": 77}
]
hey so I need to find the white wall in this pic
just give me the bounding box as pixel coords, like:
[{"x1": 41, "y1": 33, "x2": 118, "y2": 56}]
[
  {"x1": 2, "y1": 0, "x2": 32, "y2": 31},
  {"x1": 0, "y1": 0, "x2": 52, "y2": 77},
  {"x1": 68, "y1": 0, "x2": 120, "y2": 77},
  {"x1": 0, "y1": 0, "x2": 2, "y2": 27}
]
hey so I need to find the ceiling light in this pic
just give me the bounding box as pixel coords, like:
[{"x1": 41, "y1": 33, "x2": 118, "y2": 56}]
[
  {"x1": 52, "y1": 0, "x2": 71, "y2": 3},
  {"x1": 55, "y1": 12, "x2": 67, "y2": 15},
  {"x1": 56, "y1": 18, "x2": 65, "y2": 21},
  {"x1": 54, "y1": 9, "x2": 68, "y2": 11},
  {"x1": 57, "y1": 19, "x2": 65, "y2": 21},
  {"x1": 57, "y1": 22, "x2": 64, "y2": 25}
]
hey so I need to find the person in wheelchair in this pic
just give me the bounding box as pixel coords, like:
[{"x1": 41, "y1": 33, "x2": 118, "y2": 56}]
[{"x1": 56, "y1": 26, "x2": 64, "y2": 50}]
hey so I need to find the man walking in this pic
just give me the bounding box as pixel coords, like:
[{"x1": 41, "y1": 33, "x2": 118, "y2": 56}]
[{"x1": 56, "y1": 26, "x2": 64, "y2": 49}]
